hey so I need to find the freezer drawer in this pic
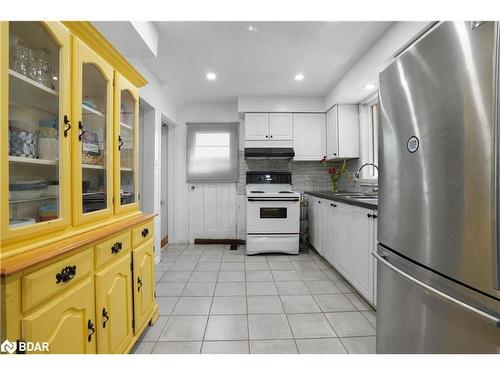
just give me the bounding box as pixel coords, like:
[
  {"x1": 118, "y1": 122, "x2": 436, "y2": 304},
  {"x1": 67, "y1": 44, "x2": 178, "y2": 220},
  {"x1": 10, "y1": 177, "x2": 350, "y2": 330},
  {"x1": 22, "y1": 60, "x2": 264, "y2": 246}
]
[{"x1": 375, "y1": 247, "x2": 500, "y2": 353}]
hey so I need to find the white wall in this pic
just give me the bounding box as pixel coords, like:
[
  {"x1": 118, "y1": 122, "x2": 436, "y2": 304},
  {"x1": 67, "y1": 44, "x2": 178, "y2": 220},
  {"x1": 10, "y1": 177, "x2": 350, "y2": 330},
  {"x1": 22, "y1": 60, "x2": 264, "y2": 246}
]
[
  {"x1": 128, "y1": 58, "x2": 180, "y2": 262},
  {"x1": 324, "y1": 21, "x2": 431, "y2": 107},
  {"x1": 172, "y1": 101, "x2": 240, "y2": 243},
  {"x1": 238, "y1": 96, "x2": 325, "y2": 113}
]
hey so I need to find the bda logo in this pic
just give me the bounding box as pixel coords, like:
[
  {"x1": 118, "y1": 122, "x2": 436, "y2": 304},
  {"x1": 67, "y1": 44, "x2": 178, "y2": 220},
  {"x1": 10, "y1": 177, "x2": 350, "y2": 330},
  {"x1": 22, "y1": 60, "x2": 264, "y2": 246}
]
[{"x1": 1, "y1": 339, "x2": 17, "y2": 354}]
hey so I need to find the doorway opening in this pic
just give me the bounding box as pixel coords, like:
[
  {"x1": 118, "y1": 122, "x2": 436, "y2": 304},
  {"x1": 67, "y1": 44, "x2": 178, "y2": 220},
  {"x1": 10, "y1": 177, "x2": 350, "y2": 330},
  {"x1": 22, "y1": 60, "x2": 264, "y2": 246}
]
[{"x1": 161, "y1": 122, "x2": 168, "y2": 248}]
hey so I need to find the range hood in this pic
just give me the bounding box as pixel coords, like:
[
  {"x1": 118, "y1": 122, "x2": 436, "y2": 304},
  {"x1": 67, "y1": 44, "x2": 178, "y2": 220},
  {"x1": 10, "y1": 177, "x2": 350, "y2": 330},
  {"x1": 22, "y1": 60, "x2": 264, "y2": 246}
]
[{"x1": 244, "y1": 147, "x2": 295, "y2": 160}]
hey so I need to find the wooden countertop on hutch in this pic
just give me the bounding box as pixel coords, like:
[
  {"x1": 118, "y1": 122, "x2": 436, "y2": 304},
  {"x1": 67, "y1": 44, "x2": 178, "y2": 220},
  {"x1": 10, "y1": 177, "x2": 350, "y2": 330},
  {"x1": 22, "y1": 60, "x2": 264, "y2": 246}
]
[{"x1": 0, "y1": 213, "x2": 156, "y2": 276}]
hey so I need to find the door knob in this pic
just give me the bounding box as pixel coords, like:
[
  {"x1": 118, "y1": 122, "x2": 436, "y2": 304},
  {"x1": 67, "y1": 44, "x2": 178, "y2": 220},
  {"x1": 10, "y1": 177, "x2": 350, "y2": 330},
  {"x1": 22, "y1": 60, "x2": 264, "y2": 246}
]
[{"x1": 191, "y1": 186, "x2": 195, "y2": 190}]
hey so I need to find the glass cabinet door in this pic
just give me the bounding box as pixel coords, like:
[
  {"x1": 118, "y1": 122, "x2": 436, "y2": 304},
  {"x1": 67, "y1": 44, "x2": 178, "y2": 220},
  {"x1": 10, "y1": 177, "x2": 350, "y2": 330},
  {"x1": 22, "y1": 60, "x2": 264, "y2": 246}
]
[
  {"x1": 2, "y1": 22, "x2": 71, "y2": 239},
  {"x1": 72, "y1": 39, "x2": 113, "y2": 225},
  {"x1": 114, "y1": 74, "x2": 139, "y2": 213}
]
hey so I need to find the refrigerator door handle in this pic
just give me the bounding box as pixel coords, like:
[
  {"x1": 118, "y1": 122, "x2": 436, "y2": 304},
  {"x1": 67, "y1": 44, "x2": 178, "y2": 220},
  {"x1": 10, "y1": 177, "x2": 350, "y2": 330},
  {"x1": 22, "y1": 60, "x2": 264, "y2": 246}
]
[{"x1": 373, "y1": 252, "x2": 500, "y2": 327}]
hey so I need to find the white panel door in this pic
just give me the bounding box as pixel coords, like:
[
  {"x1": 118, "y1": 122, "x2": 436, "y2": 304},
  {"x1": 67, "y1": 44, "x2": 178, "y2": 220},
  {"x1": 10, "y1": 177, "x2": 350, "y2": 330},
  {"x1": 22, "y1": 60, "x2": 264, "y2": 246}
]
[
  {"x1": 314, "y1": 199, "x2": 324, "y2": 255},
  {"x1": 322, "y1": 201, "x2": 336, "y2": 264},
  {"x1": 188, "y1": 183, "x2": 237, "y2": 242},
  {"x1": 337, "y1": 105, "x2": 360, "y2": 158},
  {"x1": 293, "y1": 113, "x2": 326, "y2": 161},
  {"x1": 351, "y1": 206, "x2": 375, "y2": 303},
  {"x1": 332, "y1": 202, "x2": 351, "y2": 278},
  {"x1": 269, "y1": 113, "x2": 293, "y2": 140},
  {"x1": 245, "y1": 113, "x2": 269, "y2": 140},
  {"x1": 308, "y1": 195, "x2": 316, "y2": 248},
  {"x1": 326, "y1": 106, "x2": 339, "y2": 159}
]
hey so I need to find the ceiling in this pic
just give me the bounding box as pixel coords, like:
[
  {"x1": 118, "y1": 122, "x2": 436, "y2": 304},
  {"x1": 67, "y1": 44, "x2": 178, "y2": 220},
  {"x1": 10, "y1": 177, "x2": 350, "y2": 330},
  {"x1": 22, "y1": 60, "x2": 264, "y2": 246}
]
[{"x1": 99, "y1": 22, "x2": 394, "y2": 106}]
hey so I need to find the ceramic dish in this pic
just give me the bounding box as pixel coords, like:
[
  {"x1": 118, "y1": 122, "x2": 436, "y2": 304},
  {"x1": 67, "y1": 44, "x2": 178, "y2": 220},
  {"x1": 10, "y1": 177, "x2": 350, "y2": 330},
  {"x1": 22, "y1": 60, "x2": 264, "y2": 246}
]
[{"x1": 10, "y1": 217, "x2": 36, "y2": 228}]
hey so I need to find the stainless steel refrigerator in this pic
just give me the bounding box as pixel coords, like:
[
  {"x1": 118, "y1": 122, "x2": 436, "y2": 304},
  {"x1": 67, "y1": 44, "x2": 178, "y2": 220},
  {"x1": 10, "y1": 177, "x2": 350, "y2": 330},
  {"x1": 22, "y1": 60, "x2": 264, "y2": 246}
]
[{"x1": 377, "y1": 21, "x2": 500, "y2": 353}]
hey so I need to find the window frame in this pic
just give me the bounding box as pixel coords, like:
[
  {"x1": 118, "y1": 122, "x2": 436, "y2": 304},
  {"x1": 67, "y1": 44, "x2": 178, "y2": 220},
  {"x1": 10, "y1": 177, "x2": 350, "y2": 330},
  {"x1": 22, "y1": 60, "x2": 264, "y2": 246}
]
[
  {"x1": 186, "y1": 122, "x2": 239, "y2": 183},
  {"x1": 358, "y1": 93, "x2": 379, "y2": 182}
]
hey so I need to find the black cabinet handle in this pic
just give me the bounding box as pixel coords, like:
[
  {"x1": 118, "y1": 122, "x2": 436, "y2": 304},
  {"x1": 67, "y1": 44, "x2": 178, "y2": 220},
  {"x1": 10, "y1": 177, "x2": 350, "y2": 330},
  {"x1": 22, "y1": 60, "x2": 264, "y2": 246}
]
[
  {"x1": 63, "y1": 115, "x2": 71, "y2": 138},
  {"x1": 265, "y1": 135, "x2": 269, "y2": 138},
  {"x1": 111, "y1": 242, "x2": 123, "y2": 254},
  {"x1": 78, "y1": 121, "x2": 85, "y2": 141},
  {"x1": 102, "y1": 308, "x2": 110, "y2": 328},
  {"x1": 367, "y1": 213, "x2": 373, "y2": 218},
  {"x1": 270, "y1": 135, "x2": 273, "y2": 138},
  {"x1": 56, "y1": 265, "x2": 77, "y2": 284},
  {"x1": 137, "y1": 276, "x2": 143, "y2": 292},
  {"x1": 87, "y1": 320, "x2": 95, "y2": 342},
  {"x1": 118, "y1": 135, "x2": 124, "y2": 150},
  {"x1": 373, "y1": 214, "x2": 378, "y2": 219},
  {"x1": 141, "y1": 228, "x2": 149, "y2": 238}
]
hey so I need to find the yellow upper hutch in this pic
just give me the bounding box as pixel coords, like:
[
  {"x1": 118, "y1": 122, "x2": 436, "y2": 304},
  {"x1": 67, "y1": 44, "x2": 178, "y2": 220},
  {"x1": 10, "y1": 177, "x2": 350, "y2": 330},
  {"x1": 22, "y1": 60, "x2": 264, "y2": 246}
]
[{"x1": 0, "y1": 21, "x2": 158, "y2": 354}]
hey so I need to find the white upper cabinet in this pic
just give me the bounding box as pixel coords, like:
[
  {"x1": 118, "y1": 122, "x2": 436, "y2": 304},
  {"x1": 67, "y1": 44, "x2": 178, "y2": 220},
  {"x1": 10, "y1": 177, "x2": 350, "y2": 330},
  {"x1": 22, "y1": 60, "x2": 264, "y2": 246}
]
[
  {"x1": 245, "y1": 113, "x2": 269, "y2": 140},
  {"x1": 269, "y1": 113, "x2": 293, "y2": 140},
  {"x1": 245, "y1": 112, "x2": 293, "y2": 141},
  {"x1": 293, "y1": 113, "x2": 326, "y2": 161},
  {"x1": 326, "y1": 104, "x2": 360, "y2": 160}
]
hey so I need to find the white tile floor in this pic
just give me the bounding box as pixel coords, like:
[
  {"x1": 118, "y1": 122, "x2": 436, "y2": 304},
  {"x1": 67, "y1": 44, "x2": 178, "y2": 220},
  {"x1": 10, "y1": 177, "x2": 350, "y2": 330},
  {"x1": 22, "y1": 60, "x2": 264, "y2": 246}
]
[{"x1": 131, "y1": 244, "x2": 376, "y2": 354}]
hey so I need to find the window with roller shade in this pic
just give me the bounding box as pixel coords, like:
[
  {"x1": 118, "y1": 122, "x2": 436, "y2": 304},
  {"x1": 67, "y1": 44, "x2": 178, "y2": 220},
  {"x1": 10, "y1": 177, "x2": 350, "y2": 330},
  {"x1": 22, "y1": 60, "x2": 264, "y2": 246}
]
[{"x1": 186, "y1": 123, "x2": 239, "y2": 182}]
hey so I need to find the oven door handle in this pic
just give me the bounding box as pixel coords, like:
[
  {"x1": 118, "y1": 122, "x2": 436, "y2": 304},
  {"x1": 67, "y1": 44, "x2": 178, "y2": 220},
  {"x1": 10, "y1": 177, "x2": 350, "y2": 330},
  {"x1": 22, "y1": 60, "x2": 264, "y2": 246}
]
[{"x1": 247, "y1": 198, "x2": 300, "y2": 202}]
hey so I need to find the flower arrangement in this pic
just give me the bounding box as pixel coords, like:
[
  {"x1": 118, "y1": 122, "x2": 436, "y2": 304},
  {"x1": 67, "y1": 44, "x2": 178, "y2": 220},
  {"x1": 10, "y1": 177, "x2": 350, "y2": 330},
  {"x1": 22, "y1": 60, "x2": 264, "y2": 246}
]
[{"x1": 320, "y1": 157, "x2": 347, "y2": 193}]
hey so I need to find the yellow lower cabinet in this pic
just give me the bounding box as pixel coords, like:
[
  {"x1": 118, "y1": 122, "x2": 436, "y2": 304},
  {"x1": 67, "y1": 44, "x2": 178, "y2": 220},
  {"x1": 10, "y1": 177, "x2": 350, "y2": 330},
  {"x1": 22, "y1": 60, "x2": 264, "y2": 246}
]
[
  {"x1": 95, "y1": 254, "x2": 133, "y2": 354},
  {"x1": 132, "y1": 240, "x2": 155, "y2": 333},
  {"x1": 21, "y1": 277, "x2": 97, "y2": 354}
]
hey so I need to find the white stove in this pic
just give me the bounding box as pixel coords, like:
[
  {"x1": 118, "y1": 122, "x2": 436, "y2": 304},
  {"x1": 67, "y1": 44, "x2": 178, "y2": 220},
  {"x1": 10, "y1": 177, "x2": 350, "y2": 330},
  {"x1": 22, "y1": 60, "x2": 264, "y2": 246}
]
[{"x1": 246, "y1": 171, "x2": 300, "y2": 255}]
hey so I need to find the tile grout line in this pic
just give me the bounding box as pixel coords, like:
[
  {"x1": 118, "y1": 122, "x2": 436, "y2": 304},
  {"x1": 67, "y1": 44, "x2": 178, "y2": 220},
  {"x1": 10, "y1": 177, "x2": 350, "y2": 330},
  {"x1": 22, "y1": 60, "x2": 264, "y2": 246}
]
[{"x1": 270, "y1": 256, "x2": 300, "y2": 354}]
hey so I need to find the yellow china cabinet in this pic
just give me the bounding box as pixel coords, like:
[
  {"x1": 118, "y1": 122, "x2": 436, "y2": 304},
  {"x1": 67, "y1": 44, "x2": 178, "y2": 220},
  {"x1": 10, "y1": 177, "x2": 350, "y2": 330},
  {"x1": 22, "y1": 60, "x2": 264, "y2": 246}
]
[{"x1": 0, "y1": 21, "x2": 158, "y2": 354}]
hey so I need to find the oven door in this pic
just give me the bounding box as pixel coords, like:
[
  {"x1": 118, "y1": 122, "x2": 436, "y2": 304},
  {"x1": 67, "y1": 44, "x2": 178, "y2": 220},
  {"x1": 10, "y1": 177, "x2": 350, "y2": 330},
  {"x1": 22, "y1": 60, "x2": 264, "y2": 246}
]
[{"x1": 246, "y1": 198, "x2": 300, "y2": 234}]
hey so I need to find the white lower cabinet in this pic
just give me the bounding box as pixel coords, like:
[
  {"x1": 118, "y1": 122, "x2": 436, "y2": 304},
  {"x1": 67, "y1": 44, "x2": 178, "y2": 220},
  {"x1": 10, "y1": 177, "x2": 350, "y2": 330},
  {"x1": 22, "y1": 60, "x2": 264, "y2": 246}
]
[{"x1": 308, "y1": 195, "x2": 377, "y2": 305}]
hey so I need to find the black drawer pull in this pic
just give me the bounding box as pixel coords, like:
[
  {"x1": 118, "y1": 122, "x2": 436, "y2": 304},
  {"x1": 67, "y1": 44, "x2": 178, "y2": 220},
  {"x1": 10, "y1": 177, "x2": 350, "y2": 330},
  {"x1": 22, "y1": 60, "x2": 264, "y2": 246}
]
[
  {"x1": 373, "y1": 214, "x2": 378, "y2": 219},
  {"x1": 367, "y1": 213, "x2": 373, "y2": 218},
  {"x1": 87, "y1": 320, "x2": 95, "y2": 342},
  {"x1": 118, "y1": 135, "x2": 124, "y2": 151},
  {"x1": 137, "y1": 276, "x2": 143, "y2": 292},
  {"x1": 56, "y1": 265, "x2": 77, "y2": 284},
  {"x1": 141, "y1": 228, "x2": 149, "y2": 238},
  {"x1": 102, "y1": 308, "x2": 110, "y2": 328},
  {"x1": 111, "y1": 241, "x2": 123, "y2": 254}
]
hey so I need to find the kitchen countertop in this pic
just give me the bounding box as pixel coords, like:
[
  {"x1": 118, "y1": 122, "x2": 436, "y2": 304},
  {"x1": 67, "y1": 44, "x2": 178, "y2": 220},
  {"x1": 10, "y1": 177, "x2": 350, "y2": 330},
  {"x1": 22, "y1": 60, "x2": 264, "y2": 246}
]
[{"x1": 304, "y1": 191, "x2": 378, "y2": 210}]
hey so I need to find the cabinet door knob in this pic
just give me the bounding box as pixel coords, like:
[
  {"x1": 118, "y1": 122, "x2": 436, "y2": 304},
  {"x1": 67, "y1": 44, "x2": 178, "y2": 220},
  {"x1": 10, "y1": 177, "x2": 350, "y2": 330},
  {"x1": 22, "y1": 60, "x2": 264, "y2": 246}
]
[
  {"x1": 111, "y1": 242, "x2": 123, "y2": 254},
  {"x1": 63, "y1": 115, "x2": 71, "y2": 138},
  {"x1": 55, "y1": 265, "x2": 77, "y2": 284},
  {"x1": 270, "y1": 135, "x2": 273, "y2": 138},
  {"x1": 373, "y1": 214, "x2": 378, "y2": 219},
  {"x1": 265, "y1": 135, "x2": 269, "y2": 138},
  {"x1": 118, "y1": 135, "x2": 124, "y2": 150},
  {"x1": 87, "y1": 320, "x2": 95, "y2": 342},
  {"x1": 142, "y1": 228, "x2": 149, "y2": 238},
  {"x1": 102, "y1": 308, "x2": 110, "y2": 328},
  {"x1": 367, "y1": 213, "x2": 373, "y2": 218},
  {"x1": 333, "y1": 203, "x2": 337, "y2": 207},
  {"x1": 137, "y1": 276, "x2": 143, "y2": 292}
]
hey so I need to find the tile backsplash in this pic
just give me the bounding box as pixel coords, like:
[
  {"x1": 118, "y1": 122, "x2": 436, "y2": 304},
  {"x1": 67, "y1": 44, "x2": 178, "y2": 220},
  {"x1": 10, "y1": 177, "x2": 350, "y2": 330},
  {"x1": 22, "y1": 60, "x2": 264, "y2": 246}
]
[
  {"x1": 237, "y1": 151, "x2": 348, "y2": 195},
  {"x1": 237, "y1": 153, "x2": 376, "y2": 195}
]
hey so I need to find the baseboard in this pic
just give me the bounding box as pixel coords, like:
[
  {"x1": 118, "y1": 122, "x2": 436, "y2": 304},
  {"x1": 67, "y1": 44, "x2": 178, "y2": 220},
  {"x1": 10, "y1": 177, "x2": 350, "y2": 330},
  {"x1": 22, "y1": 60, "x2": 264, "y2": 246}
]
[{"x1": 194, "y1": 238, "x2": 246, "y2": 245}]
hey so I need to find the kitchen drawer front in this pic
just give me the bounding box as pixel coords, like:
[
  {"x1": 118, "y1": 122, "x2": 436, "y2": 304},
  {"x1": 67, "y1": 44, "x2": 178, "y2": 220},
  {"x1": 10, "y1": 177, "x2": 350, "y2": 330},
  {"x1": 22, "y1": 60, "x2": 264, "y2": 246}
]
[
  {"x1": 95, "y1": 231, "x2": 132, "y2": 270},
  {"x1": 22, "y1": 247, "x2": 93, "y2": 313},
  {"x1": 131, "y1": 220, "x2": 154, "y2": 248}
]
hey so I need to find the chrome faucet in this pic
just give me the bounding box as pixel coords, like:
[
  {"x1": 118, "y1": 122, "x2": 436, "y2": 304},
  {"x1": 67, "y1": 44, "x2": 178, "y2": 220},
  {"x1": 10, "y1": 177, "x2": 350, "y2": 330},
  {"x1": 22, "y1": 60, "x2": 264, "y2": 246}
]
[{"x1": 355, "y1": 163, "x2": 379, "y2": 179}]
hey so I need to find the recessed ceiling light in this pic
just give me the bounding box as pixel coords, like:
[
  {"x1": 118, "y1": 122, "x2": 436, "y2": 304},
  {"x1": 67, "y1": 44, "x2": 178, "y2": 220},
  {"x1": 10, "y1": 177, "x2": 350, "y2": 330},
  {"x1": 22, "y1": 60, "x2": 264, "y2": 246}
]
[
  {"x1": 363, "y1": 83, "x2": 377, "y2": 90},
  {"x1": 248, "y1": 25, "x2": 258, "y2": 32},
  {"x1": 294, "y1": 73, "x2": 304, "y2": 81},
  {"x1": 206, "y1": 72, "x2": 217, "y2": 81}
]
